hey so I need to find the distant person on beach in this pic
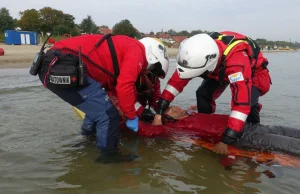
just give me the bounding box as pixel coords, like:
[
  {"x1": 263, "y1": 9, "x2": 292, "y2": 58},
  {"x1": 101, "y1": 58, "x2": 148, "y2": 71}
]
[
  {"x1": 33, "y1": 34, "x2": 169, "y2": 161},
  {"x1": 152, "y1": 31, "x2": 272, "y2": 155}
]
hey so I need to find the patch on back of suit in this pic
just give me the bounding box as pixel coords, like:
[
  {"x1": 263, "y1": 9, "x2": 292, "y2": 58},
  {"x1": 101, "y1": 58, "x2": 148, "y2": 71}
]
[{"x1": 228, "y1": 72, "x2": 244, "y2": 83}]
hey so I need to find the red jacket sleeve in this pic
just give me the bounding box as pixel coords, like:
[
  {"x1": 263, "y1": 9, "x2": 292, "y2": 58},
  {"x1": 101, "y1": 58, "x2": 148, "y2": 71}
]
[
  {"x1": 161, "y1": 69, "x2": 191, "y2": 102},
  {"x1": 225, "y1": 51, "x2": 252, "y2": 132},
  {"x1": 116, "y1": 48, "x2": 147, "y2": 119},
  {"x1": 149, "y1": 77, "x2": 161, "y2": 111},
  {"x1": 138, "y1": 121, "x2": 169, "y2": 137}
]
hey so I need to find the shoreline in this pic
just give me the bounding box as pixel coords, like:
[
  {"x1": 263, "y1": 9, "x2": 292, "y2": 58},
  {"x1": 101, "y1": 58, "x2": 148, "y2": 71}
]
[{"x1": 0, "y1": 44, "x2": 298, "y2": 69}]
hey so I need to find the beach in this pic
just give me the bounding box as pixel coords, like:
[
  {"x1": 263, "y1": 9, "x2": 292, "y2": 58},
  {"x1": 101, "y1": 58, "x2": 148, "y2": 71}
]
[
  {"x1": 0, "y1": 44, "x2": 297, "y2": 69},
  {"x1": 0, "y1": 44, "x2": 40, "y2": 68}
]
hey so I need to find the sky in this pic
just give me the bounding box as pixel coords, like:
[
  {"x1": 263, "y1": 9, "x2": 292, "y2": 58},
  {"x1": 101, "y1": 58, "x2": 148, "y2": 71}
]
[{"x1": 2, "y1": 0, "x2": 300, "y2": 41}]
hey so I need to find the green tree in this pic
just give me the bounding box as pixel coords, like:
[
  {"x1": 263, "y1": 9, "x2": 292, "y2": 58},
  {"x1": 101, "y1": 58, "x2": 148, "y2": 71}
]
[
  {"x1": 70, "y1": 24, "x2": 81, "y2": 36},
  {"x1": 39, "y1": 7, "x2": 65, "y2": 32},
  {"x1": 177, "y1": 30, "x2": 189, "y2": 36},
  {"x1": 100, "y1": 25, "x2": 109, "y2": 28},
  {"x1": 203, "y1": 30, "x2": 212, "y2": 34},
  {"x1": 19, "y1": 7, "x2": 75, "y2": 34},
  {"x1": 53, "y1": 24, "x2": 71, "y2": 35},
  {"x1": 0, "y1": 7, "x2": 15, "y2": 32},
  {"x1": 19, "y1": 9, "x2": 41, "y2": 32},
  {"x1": 13, "y1": 18, "x2": 19, "y2": 28},
  {"x1": 189, "y1": 30, "x2": 203, "y2": 37},
  {"x1": 62, "y1": 14, "x2": 75, "y2": 29},
  {"x1": 80, "y1": 15, "x2": 99, "y2": 34},
  {"x1": 167, "y1": 29, "x2": 176, "y2": 35},
  {"x1": 112, "y1": 19, "x2": 137, "y2": 38},
  {"x1": 255, "y1": 38, "x2": 268, "y2": 46}
]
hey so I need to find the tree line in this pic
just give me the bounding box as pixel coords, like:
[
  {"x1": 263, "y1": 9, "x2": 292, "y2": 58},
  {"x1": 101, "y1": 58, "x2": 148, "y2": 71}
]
[
  {"x1": 0, "y1": 6, "x2": 299, "y2": 48},
  {"x1": 0, "y1": 7, "x2": 140, "y2": 39},
  {"x1": 155, "y1": 29, "x2": 300, "y2": 48}
]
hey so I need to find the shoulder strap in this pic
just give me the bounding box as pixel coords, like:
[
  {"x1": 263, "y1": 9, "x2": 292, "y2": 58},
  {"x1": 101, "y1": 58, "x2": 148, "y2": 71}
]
[
  {"x1": 60, "y1": 47, "x2": 115, "y2": 78},
  {"x1": 95, "y1": 33, "x2": 120, "y2": 78},
  {"x1": 106, "y1": 35, "x2": 120, "y2": 77},
  {"x1": 211, "y1": 32, "x2": 263, "y2": 83}
]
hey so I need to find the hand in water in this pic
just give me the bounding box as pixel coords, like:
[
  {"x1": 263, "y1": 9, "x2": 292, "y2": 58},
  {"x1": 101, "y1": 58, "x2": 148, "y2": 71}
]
[
  {"x1": 213, "y1": 142, "x2": 229, "y2": 154},
  {"x1": 152, "y1": 114, "x2": 163, "y2": 126}
]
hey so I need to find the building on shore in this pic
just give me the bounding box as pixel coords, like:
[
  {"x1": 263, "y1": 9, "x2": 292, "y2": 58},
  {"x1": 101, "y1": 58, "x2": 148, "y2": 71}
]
[{"x1": 142, "y1": 32, "x2": 187, "y2": 48}]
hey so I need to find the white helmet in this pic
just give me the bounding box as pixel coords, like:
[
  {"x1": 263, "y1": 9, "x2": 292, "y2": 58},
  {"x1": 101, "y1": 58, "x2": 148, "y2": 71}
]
[
  {"x1": 139, "y1": 37, "x2": 169, "y2": 78},
  {"x1": 176, "y1": 33, "x2": 220, "y2": 79}
]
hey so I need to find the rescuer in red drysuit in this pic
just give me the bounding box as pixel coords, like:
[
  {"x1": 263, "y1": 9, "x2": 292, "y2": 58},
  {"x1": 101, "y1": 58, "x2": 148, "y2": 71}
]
[
  {"x1": 36, "y1": 34, "x2": 169, "y2": 159},
  {"x1": 152, "y1": 31, "x2": 272, "y2": 154}
]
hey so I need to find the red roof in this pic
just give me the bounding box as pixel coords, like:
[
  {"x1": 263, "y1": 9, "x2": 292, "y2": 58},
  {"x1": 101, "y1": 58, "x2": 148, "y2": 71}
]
[
  {"x1": 158, "y1": 34, "x2": 171, "y2": 39},
  {"x1": 142, "y1": 34, "x2": 156, "y2": 38},
  {"x1": 99, "y1": 27, "x2": 112, "y2": 35},
  {"x1": 172, "y1": 36, "x2": 187, "y2": 43}
]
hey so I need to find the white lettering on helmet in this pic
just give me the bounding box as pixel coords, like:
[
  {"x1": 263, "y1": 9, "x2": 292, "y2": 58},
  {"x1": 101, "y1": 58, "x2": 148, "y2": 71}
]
[{"x1": 49, "y1": 75, "x2": 71, "y2": 84}]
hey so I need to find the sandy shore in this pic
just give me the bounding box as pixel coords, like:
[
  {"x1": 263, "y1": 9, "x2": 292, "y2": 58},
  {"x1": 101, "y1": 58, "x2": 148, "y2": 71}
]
[
  {"x1": 0, "y1": 44, "x2": 41, "y2": 68},
  {"x1": 0, "y1": 44, "x2": 297, "y2": 69}
]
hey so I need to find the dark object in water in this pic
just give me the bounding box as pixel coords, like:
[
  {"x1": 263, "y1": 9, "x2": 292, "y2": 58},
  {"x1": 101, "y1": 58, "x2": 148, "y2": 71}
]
[
  {"x1": 96, "y1": 153, "x2": 138, "y2": 164},
  {"x1": 262, "y1": 170, "x2": 276, "y2": 178}
]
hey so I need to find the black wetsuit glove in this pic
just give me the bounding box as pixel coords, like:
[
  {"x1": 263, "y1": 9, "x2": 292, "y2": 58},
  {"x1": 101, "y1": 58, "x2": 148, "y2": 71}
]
[
  {"x1": 141, "y1": 109, "x2": 155, "y2": 123},
  {"x1": 156, "y1": 99, "x2": 170, "y2": 115},
  {"x1": 221, "y1": 127, "x2": 240, "y2": 145}
]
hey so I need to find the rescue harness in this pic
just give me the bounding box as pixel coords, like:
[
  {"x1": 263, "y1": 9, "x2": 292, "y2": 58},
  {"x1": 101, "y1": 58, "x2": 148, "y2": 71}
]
[{"x1": 209, "y1": 32, "x2": 268, "y2": 83}]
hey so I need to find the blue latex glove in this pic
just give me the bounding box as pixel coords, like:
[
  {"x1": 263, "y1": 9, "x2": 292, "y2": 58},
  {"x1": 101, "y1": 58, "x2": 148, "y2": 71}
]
[{"x1": 126, "y1": 116, "x2": 139, "y2": 132}]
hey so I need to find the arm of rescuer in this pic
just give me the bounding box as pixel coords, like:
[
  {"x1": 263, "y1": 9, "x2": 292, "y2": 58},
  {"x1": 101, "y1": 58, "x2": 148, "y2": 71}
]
[
  {"x1": 134, "y1": 76, "x2": 162, "y2": 123},
  {"x1": 116, "y1": 47, "x2": 147, "y2": 122},
  {"x1": 152, "y1": 69, "x2": 191, "y2": 125},
  {"x1": 219, "y1": 50, "x2": 252, "y2": 147},
  {"x1": 149, "y1": 76, "x2": 161, "y2": 111},
  {"x1": 107, "y1": 90, "x2": 169, "y2": 136}
]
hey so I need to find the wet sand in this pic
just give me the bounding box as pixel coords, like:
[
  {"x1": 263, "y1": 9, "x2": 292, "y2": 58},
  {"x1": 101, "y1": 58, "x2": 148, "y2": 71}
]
[
  {"x1": 0, "y1": 44, "x2": 40, "y2": 68},
  {"x1": 0, "y1": 44, "x2": 296, "y2": 69}
]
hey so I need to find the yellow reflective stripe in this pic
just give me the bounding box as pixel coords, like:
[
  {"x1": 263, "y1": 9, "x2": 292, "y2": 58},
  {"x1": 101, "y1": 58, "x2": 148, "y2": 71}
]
[
  {"x1": 153, "y1": 38, "x2": 165, "y2": 45},
  {"x1": 217, "y1": 35, "x2": 226, "y2": 40},
  {"x1": 223, "y1": 40, "x2": 248, "y2": 56}
]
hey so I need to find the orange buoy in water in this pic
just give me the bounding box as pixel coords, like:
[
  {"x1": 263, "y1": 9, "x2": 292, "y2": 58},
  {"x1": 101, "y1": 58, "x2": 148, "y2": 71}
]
[{"x1": 0, "y1": 48, "x2": 4, "y2": 56}]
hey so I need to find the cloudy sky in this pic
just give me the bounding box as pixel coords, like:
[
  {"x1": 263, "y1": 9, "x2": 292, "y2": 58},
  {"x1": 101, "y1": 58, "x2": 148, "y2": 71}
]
[{"x1": 2, "y1": 0, "x2": 300, "y2": 41}]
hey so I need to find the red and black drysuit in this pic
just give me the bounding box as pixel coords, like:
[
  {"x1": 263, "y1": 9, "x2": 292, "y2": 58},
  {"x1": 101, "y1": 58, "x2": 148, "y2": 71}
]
[
  {"x1": 136, "y1": 113, "x2": 300, "y2": 156},
  {"x1": 157, "y1": 31, "x2": 272, "y2": 145},
  {"x1": 37, "y1": 34, "x2": 150, "y2": 153}
]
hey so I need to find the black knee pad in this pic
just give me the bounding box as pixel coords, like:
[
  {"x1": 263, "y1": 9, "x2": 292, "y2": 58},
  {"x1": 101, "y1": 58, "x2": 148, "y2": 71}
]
[
  {"x1": 196, "y1": 87, "x2": 213, "y2": 114},
  {"x1": 246, "y1": 104, "x2": 260, "y2": 124},
  {"x1": 104, "y1": 105, "x2": 120, "y2": 151}
]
